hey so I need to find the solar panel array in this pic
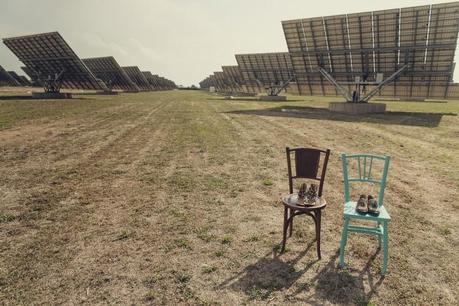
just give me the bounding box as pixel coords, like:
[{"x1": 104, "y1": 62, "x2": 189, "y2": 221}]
[
  {"x1": 3, "y1": 32, "x2": 108, "y2": 91},
  {"x1": 1, "y1": 31, "x2": 176, "y2": 92},
  {"x1": 0, "y1": 65, "x2": 20, "y2": 86},
  {"x1": 83, "y1": 57, "x2": 140, "y2": 92},
  {"x1": 200, "y1": 2, "x2": 459, "y2": 100}
]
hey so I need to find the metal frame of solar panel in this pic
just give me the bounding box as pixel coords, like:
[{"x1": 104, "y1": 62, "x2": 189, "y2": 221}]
[
  {"x1": 7, "y1": 70, "x2": 30, "y2": 86},
  {"x1": 3, "y1": 32, "x2": 108, "y2": 93},
  {"x1": 83, "y1": 57, "x2": 140, "y2": 92},
  {"x1": 235, "y1": 52, "x2": 296, "y2": 95},
  {"x1": 122, "y1": 66, "x2": 152, "y2": 91},
  {"x1": 221, "y1": 65, "x2": 245, "y2": 93},
  {"x1": 0, "y1": 65, "x2": 20, "y2": 86},
  {"x1": 282, "y1": 2, "x2": 459, "y2": 100}
]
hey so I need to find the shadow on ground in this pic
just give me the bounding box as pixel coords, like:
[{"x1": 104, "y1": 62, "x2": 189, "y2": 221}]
[
  {"x1": 219, "y1": 246, "x2": 385, "y2": 305},
  {"x1": 226, "y1": 105, "x2": 457, "y2": 127},
  {"x1": 0, "y1": 95, "x2": 87, "y2": 101},
  {"x1": 207, "y1": 98, "x2": 310, "y2": 102}
]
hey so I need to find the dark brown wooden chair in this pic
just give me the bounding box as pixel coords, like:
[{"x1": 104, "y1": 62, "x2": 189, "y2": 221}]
[{"x1": 281, "y1": 147, "x2": 331, "y2": 259}]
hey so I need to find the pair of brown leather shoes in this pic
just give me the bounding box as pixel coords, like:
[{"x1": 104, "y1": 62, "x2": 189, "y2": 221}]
[{"x1": 356, "y1": 195, "x2": 380, "y2": 216}]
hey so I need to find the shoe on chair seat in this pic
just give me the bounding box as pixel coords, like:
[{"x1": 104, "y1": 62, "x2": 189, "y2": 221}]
[{"x1": 356, "y1": 195, "x2": 368, "y2": 213}]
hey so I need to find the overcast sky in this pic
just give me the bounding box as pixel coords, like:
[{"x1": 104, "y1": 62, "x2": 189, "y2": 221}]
[{"x1": 0, "y1": 0, "x2": 457, "y2": 86}]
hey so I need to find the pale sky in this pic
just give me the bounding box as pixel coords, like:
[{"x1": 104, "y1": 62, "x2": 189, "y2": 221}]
[{"x1": 0, "y1": 0, "x2": 457, "y2": 86}]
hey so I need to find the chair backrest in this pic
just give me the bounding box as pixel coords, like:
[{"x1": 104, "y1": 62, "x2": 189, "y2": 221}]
[
  {"x1": 286, "y1": 147, "x2": 331, "y2": 196},
  {"x1": 341, "y1": 153, "x2": 391, "y2": 207}
]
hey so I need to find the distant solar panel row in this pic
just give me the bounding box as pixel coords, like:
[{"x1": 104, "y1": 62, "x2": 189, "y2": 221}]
[
  {"x1": 0, "y1": 65, "x2": 20, "y2": 86},
  {"x1": 7, "y1": 70, "x2": 31, "y2": 86},
  {"x1": 200, "y1": 2, "x2": 459, "y2": 100},
  {"x1": 83, "y1": 57, "x2": 140, "y2": 92},
  {"x1": 2, "y1": 31, "x2": 177, "y2": 92}
]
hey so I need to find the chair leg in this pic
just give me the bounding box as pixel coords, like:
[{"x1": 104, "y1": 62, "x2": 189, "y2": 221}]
[
  {"x1": 377, "y1": 222, "x2": 382, "y2": 249},
  {"x1": 382, "y1": 222, "x2": 389, "y2": 275},
  {"x1": 281, "y1": 207, "x2": 288, "y2": 252},
  {"x1": 314, "y1": 210, "x2": 322, "y2": 260},
  {"x1": 339, "y1": 218, "x2": 350, "y2": 267},
  {"x1": 289, "y1": 208, "x2": 293, "y2": 237}
]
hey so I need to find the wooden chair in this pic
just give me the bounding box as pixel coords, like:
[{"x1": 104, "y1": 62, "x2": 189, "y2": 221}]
[
  {"x1": 339, "y1": 153, "x2": 391, "y2": 275},
  {"x1": 282, "y1": 147, "x2": 331, "y2": 259}
]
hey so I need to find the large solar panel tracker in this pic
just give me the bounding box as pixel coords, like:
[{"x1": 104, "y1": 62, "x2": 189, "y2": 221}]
[
  {"x1": 83, "y1": 56, "x2": 140, "y2": 92},
  {"x1": 122, "y1": 66, "x2": 152, "y2": 91},
  {"x1": 282, "y1": 2, "x2": 459, "y2": 98},
  {"x1": 3, "y1": 32, "x2": 108, "y2": 91},
  {"x1": 0, "y1": 65, "x2": 20, "y2": 86},
  {"x1": 235, "y1": 52, "x2": 296, "y2": 93}
]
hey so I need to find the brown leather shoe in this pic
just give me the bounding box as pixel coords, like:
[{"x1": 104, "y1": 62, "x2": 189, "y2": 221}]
[
  {"x1": 367, "y1": 195, "x2": 380, "y2": 216},
  {"x1": 356, "y1": 195, "x2": 368, "y2": 213}
]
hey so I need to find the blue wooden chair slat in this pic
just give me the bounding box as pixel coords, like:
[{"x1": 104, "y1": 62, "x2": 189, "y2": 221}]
[{"x1": 339, "y1": 153, "x2": 391, "y2": 275}]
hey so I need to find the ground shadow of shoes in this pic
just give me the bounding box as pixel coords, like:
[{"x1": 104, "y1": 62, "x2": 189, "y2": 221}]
[
  {"x1": 226, "y1": 105, "x2": 457, "y2": 127},
  {"x1": 217, "y1": 242, "x2": 318, "y2": 300},
  {"x1": 287, "y1": 249, "x2": 385, "y2": 305}
]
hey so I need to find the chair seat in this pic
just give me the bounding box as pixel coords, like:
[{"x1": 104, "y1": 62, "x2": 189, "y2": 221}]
[{"x1": 343, "y1": 201, "x2": 391, "y2": 221}]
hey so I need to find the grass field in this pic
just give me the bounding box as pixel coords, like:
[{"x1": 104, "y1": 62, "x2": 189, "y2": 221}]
[{"x1": 0, "y1": 89, "x2": 458, "y2": 305}]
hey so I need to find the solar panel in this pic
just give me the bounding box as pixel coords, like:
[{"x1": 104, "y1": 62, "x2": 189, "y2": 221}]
[
  {"x1": 7, "y1": 71, "x2": 30, "y2": 86},
  {"x1": 235, "y1": 52, "x2": 296, "y2": 95},
  {"x1": 213, "y1": 71, "x2": 230, "y2": 92},
  {"x1": 142, "y1": 71, "x2": 160, "y2": 90},
  {"x1": 222, "y1": 65, "x2": 244, "y2": 93},
  {"x1": 83, "y1": 56, "x2": 140, "y2": 92},
  {"x1": 3, "y1": 32, "x2": 108, "y2": 92},
  {"x1": 122, "y1": 66, "x2": 152, "y2": 91},
  {"x1": 0, "y1": 65, "x2": 20, "y2": 86},
  {"x1": 282, "y1": 2, "x2": 459, "y2": 99}
]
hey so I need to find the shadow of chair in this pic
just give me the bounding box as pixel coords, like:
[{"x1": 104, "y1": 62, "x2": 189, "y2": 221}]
[
  {"x1": 218, "y1": 246, "x2": 385, "y2": 304},
  {"x1": 218, "y1": 242, "x2": 318, "y2": 300},
  {"x1": 287, "y1": 250, "x2": 385, "y2": 305}
]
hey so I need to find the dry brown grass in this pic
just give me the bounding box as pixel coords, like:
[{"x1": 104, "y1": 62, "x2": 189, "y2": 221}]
[{"x1": 0, "y1": 89, "x2": 458, "y2": 305}]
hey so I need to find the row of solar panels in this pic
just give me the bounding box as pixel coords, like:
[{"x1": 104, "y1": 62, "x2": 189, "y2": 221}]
[
  {"x1": 200, "y1": 2, "x2": 459, "y2": 99},
  {"x1": 1, "y1": 32, "x2": 176, "y2": 92},
  {"x1": 0, "y1": 65, "x2": 32, "y2": 87}
]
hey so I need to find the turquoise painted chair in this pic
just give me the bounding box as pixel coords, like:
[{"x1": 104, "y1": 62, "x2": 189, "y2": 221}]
[{"x1": 339, "y1": 153, "x2": 391, "y2": 275}]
